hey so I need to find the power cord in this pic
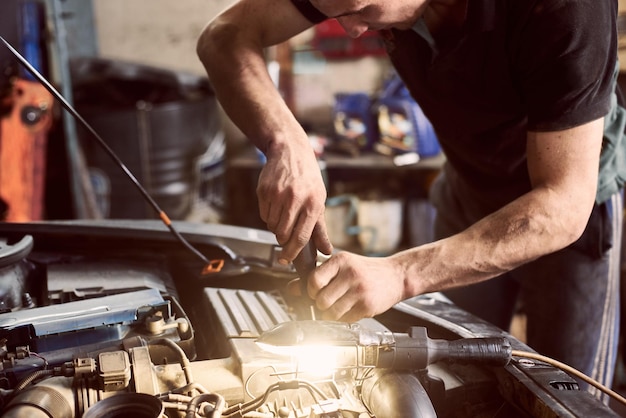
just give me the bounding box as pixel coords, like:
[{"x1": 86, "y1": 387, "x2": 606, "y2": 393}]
[{"x1": 511, "y1": 350, "x2": 626, "y2": 408}]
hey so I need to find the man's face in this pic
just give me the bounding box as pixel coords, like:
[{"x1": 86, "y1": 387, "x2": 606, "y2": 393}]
[{"x1": 311, "y1": 0, "x2": 429, "y2": 37}]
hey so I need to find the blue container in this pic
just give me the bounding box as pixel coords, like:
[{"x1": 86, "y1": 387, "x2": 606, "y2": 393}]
[
  {"x1": 332, "y1": 92, "x2": 378, "y2": 152},
  {"x1": 375, "y1": 76, "x2": 440, "y2": 157},
  {"x1": 20, "y1": 1, "x2": 44, "y2": 80}
]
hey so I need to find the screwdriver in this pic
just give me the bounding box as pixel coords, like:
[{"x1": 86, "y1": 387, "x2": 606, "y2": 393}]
[{"x1": 292, "y1": 241, "x2": 318, "y2": 320}]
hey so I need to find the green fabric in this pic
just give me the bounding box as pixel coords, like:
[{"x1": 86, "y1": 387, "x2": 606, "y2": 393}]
[{"x1": 598, "y1": 62, "x2": 626, "y2": 203}]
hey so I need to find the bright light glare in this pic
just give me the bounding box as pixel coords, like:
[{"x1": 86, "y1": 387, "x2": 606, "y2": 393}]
[
  {"x1": 256, "y1": 342, "x2": 357, "y2": 377},
  {"x1": 293, "y1": 346, "x2": 340, "y2": 376}
]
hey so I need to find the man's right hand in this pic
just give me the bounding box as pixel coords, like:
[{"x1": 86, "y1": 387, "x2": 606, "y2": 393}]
[
  {"x1": 196, "y1": 0, "x2": 333, "y2": 261},
  {"x1": 257, "y1": 140, "x2": 333, "y2": 264}
]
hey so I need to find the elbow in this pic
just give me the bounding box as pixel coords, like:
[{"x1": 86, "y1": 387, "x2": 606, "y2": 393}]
[
  {"x1": 196, "y1": 21, "x2": 217, "y2": 69},
  {"x1": 541, "y1": 185, "x2": 598, "y2": 250},
  {"x1": 558, "y1": 208, "x2": 594, "y2": 249},
  {"x1": 196, "y1": 26, "x2": 209, "y2": 67},
  {"x1": 563, "y1": 224, "x2": 586, "y2": 248},
  {"x1": 196, "y1": 18, "x2": 232, "y2": 70}
]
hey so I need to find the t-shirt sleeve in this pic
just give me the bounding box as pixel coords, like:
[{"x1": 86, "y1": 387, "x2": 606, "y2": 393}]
[
  {"x1": 513, "y1": 0, "x2": 617, "y2": 131},
  {"x1": 290, "y1": 0, "x2": 328, "y2": 24}
]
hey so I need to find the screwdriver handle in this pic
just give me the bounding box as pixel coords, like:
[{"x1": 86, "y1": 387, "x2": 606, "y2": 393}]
[
  {"x1": 293, "y1": 241, "x2": 318, "y2": 280},
  {"x1": 293, "y1": 241, "x2": 318, "y2": 319}
]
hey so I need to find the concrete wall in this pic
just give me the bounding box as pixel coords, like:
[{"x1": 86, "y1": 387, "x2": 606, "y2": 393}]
[{"x1": 93, "y1": 0, "x2": 234, "y2": 75}]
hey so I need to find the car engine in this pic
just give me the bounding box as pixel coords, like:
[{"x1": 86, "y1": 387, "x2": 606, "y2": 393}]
[{"x1": 0, "y1": 220, "x2": 619, "y2": 418}]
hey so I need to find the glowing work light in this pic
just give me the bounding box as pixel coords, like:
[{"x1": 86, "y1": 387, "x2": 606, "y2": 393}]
[{"x1": 256, "y1": 320, "x2": 512, "y2": 372}]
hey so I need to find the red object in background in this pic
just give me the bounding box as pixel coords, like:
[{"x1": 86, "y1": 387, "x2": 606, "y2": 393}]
[
  {"x1": 311, "y1": 19, "x2": 387, "y2": 59},
  {"x1": 0, "y1": 78, "x2": 53, "y2": 221}
]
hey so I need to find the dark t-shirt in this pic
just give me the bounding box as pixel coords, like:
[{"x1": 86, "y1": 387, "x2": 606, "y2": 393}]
[{"x1": 292, "y1": 0, "x2": 625, "y2": 210}]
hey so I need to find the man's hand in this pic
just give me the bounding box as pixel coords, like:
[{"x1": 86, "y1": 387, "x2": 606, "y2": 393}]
[
  {"x1": 257, "y1": 140, "x2": 333, "y2": 263},
  {"x1": 197, "y1": 0, "x2": 332, "y2": 262},
  {"x1": 301, "y1": 251, "x2": 407, "y2": 323}
]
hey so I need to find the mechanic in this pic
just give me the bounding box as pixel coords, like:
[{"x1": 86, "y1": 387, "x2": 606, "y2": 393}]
[{"x1": 198, "y1": 0, "x2": 626, "y2": 398}]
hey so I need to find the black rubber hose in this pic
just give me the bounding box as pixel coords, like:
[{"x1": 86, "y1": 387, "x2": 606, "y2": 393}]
[{"x1": 13, "y1": 369, "x2": 54, "y2": 392}]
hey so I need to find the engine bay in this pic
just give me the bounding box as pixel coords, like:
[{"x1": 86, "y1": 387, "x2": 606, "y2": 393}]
[{"x1": 0, "y1": 220, "x2": 619, "y2": 417}]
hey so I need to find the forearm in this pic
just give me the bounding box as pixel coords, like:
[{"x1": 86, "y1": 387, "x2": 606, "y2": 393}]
[
  {"x1": 398, "y1": 186, "x2": 593, "y2": 297},
  {"x1": 397, "y1": 118, "x2": 604, "y2": 297}
]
